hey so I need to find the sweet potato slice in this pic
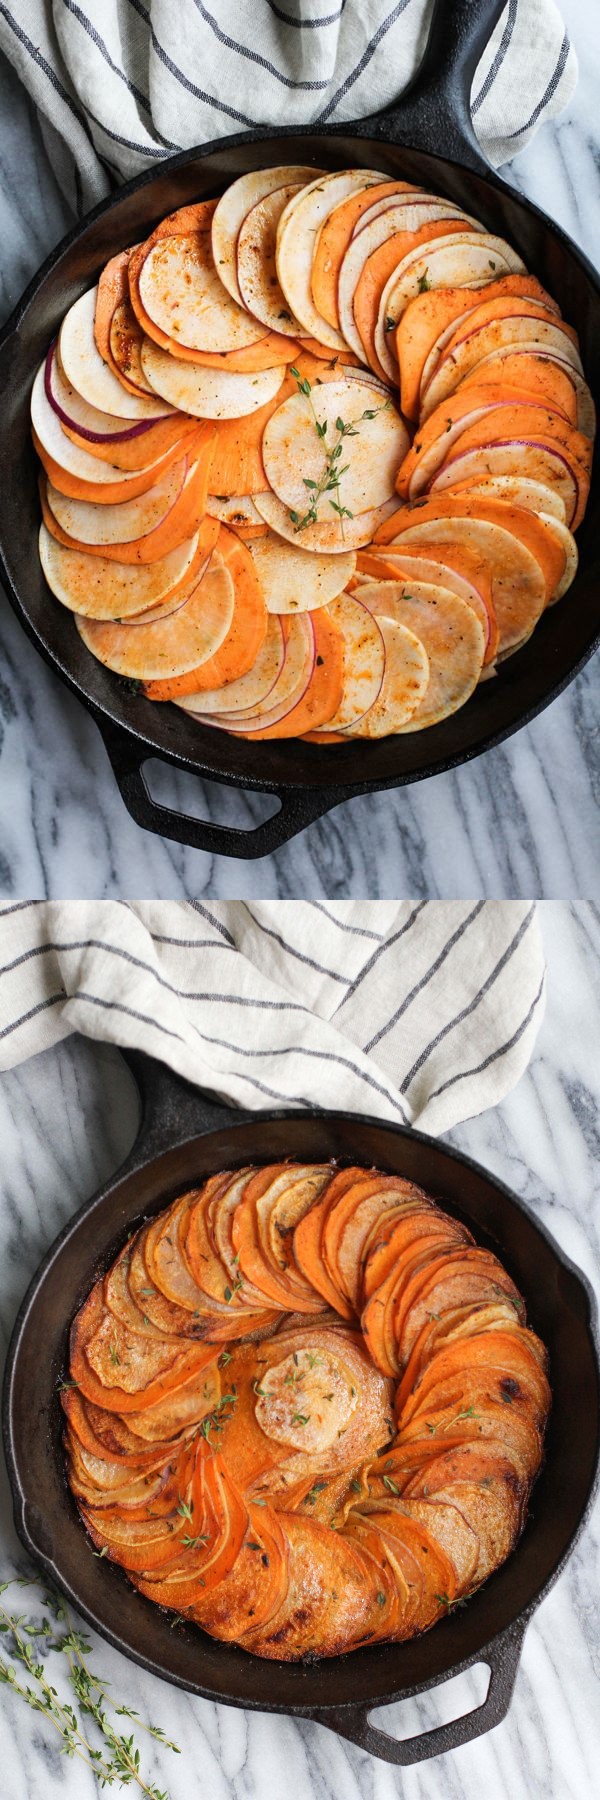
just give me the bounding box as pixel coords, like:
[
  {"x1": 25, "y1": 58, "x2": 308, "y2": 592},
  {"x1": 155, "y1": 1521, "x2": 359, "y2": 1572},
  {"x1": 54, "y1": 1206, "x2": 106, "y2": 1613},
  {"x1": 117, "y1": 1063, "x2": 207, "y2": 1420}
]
[
  {"x1": 292, "y1": 1167, "x2": 364, "y2": 1319},
  {"x1": 233, "y1": 1163, "x2": 332, "y2": 1310},
  {"x1": 322, "y1": 1174, "x2": 419, "y2": 1308},
  {"x1": 61, "y1": 1386, "x2": 173, "y2": 1468},
  {"x1": 396, "y1": 382, "x2": 562, "y2": 498},
  {"x1": 185, "y1": 1175, "x2": 280, "y2": 1328},
  {"x1": 397, "y1": 274, "x2": 558, "y2": 419},
  {"x1": 431, "y1": 406, "x2": 591, "y2": 530},
  {"x1": 95, "y1": 248, "x2": 150, "y2": 397},
  {"x1": 309, "y1": 590, "x2": 386, "y2": 733},
  {"x1": 422, "y1": 307, "x2": 581, "y2": 416},
  {"x1": 241, "y1": 1513, "x2": 386, "y2": 1658},
  {"x1": 311, "y1": 180, "x2": 418, "y2": 330},
  {"x1": 41, "y1": 447, "x2": 215, "y2": 563},
  {"x1": 395, "y1": 1251, "x2": 523, "y2": 1366},
  {"x1": 376, "y1": 244, "x2": 533, "y2": 383},
  {"x1": 45, "y1": 456, "x2": 188, "y2": 545},
  {"x1": 257, "y1": 1164, "x2": 333, "y2": 1306},
  {"x1": 348, "y1": 218, "x2": 478, "y2": 369},
  {"x1": 234, "y1": 605, "x2": 343, "y2": 739},
  {"x1": 237, "y1": 182, "x2": 307, "y2": 335},
  {"x1": 360, "y1": 1503, "x2": 458, "y2": 1631},
  {"x1": 137, "y1": 1447, "x2": 249, "y2": 1604},
  {"x1": 248, "y1": 532, "x2": 355, "y2": 615},
  {"x1": 276, "y1": 169, "x2": 393, "y2": 351},
  {"x1": 109, "y1": 295, "x2": 158, "y2": 397},
  {"x1": 192, "y1": 1501, "x2": 290, "y2": 1640},
  {"x1": 179, "y1": 614, "x2": 284, "y2": 716}
]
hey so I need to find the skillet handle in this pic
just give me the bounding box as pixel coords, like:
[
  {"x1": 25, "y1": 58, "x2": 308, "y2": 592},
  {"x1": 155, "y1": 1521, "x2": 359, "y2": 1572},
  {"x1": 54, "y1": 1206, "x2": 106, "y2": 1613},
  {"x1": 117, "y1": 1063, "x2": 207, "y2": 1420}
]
[
  {"x1": 98, "y1": 719, "x2": 343, "y2": 859},
  {"x1": 311, "y1": 1620, "x2": 528, "y2": 1765},
  {"x1": 350, "y1": 0, "x2": 506, "y2": 174},
  {"x1": 119, "y1": 1048, "x2": 255, "y2": 1168}
]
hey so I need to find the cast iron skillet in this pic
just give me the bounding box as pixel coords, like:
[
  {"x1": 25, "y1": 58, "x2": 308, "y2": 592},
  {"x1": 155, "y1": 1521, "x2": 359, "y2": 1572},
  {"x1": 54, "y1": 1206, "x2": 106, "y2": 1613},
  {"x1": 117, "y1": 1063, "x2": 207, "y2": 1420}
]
[
  {"x1": 3, "y1": 1049, "x2": 599, "y2": 1767},
  {"x1": 0, "y1": 1, "x2": 598, "y2": 861}
]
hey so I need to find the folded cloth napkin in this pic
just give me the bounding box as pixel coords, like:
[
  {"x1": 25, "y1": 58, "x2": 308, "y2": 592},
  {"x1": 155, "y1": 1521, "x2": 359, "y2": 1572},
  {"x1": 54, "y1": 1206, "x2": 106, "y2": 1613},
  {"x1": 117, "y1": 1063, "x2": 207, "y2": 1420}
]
[
  {"x1": 0, "y1": 900, "x2": 545, "y2": 1135},
  {"x1": 0, "y1": 1, "x2": 577, "y2": 213}
]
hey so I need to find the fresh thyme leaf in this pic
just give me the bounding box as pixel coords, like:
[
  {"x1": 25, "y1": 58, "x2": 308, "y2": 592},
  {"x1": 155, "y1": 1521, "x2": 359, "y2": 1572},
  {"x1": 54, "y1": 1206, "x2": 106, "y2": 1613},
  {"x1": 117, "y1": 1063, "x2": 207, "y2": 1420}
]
[
  {"x1": 383, "y1": 1474, "x2": 399, "y2": 1494},
  {"x1": 417, "y1": 270, "x2": 430, "y2": 292}
]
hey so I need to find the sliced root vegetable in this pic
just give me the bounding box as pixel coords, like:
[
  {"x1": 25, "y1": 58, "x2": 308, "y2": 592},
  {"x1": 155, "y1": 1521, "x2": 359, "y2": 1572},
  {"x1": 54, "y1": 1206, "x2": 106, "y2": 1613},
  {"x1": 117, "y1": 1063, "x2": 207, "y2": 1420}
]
[
  {"x1": 380, "y1": 505, "x2": 547, "y2": 654},
  {"x1": 338, "y1": 212, "x2": 479, "y2": 363},
  {"x1": 358, "y1": 580, "x2": 484, "y2": 730},
  {"x1": 396, "y1": 275, "x2": 558, "y2": 419},
  {"x1": 237, "y1": 183, "x2": 307, "y2": 335},
  {"x1": 109, "y1": 297, "x2": 161, "y2": 397},
  {"x1": 60, "y1": 287, "x2": 172, "y2": 419},
  {"x1": 337, "y1": 610, "x2": 430, "y2": 733},
  {"x1": 139, "y1": 220, "x2": 270, "y2": 355},
  {"x1": 311, "y1": 180, "x2": 418, "y2": 330},
  {"x1": 309, "y1": 590, "x2": 385, "y2": 731},
  {"x1": 429, "y1": 406, "x2": 591, "y2": 529},
  {"x1": 141, "y1": 338, "x2": 286, "y2": 418},
  {"x1": 429, "y1": 487, "x2": 574, "y2": 601},
  {"x1": 42, "y1": 453, "x2": 215, "y2": 565},
  {"x1": 76, "y1": 550, "x2": 235, "y2": 678},
  {"x1": 253, "y1": 487, "x2": 397, "y2": 553},
  {"x1": 47, "y1": 346, "x2": 199, "y2": 474},
  {"x1": 143, "y1": 525, "x2": 267, "y2": 699},
  {"x1": 32, "y1": 364, "x2": 190, "y2": 501},
  {"x1": 46, "y1": 456, "x2": 190, "y2": 546},
  {"x1": 422, "y1": 310, "x2": 583, "y2": 415},
  {"x1": 94, "y1": 249, "x2": 147, "y2": 397},
  {"x1": 247, "y1": 531, "x2": 355, "y2": 613},
  {"x1": 129, "y1": 200, "x2": 293, "y2": 370},
  {"x1": 261, "y1": 377, "x2": 408, "y2": 516},
  {"x1": 233, "y1": 605, "x2": 344, "y2": 738},
  {"x1": 276, "y1": 169, "x2": 390, "y2": 350},
  {"x1": 357, "y1": 541, "x2": 498, "y2": 663},
  {"x1": 211, "y1": 165, "x2": 319, "y2": 305},
  {"x1": 209, "y1": 613, "x2": 314, "y2": 729},
  {"x1": 179, "y1": 614, "x2": 285, "y2": 715},
  {"x1": 38, "y1": 523, "x2": 210, "y2": 620},
  {"x1": 445, "y1": 473, "x2": 567, "y2": 521},
  {"x1": 396, "y1": 385, "x2": 586, "y2": 499},
  {"x1": 460, "y1": 351, "x2": 595, "y2": 437},
  {"x1": 434, "y1": 441, "x2": 583, "y2": 522},
  {"x1": 375, "y1": 233, "x2": 527, "y2": 381}
]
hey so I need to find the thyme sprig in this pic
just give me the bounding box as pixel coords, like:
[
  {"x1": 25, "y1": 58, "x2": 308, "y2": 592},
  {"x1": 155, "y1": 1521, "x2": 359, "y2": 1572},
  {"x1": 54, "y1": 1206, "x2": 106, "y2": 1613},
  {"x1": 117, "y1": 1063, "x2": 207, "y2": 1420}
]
[
  {"x1": 287, "y1": 367, "x2": 389, "y2": 538},
  {"x1": 0, "y1": 1576, "x2": 180, "y2": 1796}
]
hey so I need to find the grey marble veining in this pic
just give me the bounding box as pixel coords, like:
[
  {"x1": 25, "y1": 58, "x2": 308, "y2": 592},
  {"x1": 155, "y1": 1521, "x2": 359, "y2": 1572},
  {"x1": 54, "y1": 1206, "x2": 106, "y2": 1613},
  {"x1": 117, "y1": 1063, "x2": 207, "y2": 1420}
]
[
  {"x1": 0, "y1": 0, "x2": 598, "y2": 899},
  {"x1": 0, "y1": 900, "x2": 598, "y2": 1798}
]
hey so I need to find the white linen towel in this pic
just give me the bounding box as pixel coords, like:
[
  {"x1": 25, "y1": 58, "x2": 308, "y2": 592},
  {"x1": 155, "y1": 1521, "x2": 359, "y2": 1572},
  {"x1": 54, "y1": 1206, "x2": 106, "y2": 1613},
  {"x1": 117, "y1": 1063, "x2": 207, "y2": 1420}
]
[
  {"x1": 0, "y1": 2, "x2": 577, "y2": 213},
  {"x1": 0, "y1": 900, "x2": 545, "y2": 1136}
]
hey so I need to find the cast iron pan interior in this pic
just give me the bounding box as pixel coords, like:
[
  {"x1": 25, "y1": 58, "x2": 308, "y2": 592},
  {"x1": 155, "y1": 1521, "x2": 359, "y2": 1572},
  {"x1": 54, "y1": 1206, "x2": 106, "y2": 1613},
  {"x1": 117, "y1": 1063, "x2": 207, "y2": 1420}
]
[
  {"x1": 0, "y1": 0, "x2": 598, "y2": 858},
  {"x1": 3, "y1": 1050, "x2": 599, "y2": 1766}
]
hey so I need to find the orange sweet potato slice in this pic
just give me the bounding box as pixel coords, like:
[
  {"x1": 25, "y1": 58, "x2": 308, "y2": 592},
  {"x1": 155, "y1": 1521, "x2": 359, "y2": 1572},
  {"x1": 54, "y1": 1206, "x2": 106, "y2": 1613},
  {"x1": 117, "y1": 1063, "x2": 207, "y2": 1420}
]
[
  {"x1": 431, "y1": 405, "x2": 592, "y2": 530},
  {"x1": 40, "y1": 454, "x2": 216, "y2": 564},
  {"x1": 393, "y1": 1245, "x2": 520, "y2": 1350},
  {"x1": 359, "y1": 1503, "x2": 458, "y2": 1631},
  {"x1": 292, "y1": 1166, "x2": 367, "y2": 1319},
  {"x1": 143, "y1": 524, "x2": 267, "y2": 700},
  {"x1": 33, "y1": 423, "x2": 202, "y2": 505},
  {"x1": 190, "y1": 1500, "x2": 290, "y2": 1639},
  {"x1": 61, "y1": 1386, "x2": 171, "y2": 1468},
  {"x1": 233, "y1": 1163, "x2": 333, "y2": 1311},
  {"x1": 362, "y1": 1207, "x2": 467, "y2": 1302},
  {"x1": 136, "y1": 1447, "x2": 249, "y2": 1604},
  {"x1": 70, "y1": 1283, "x2": 215, "y2": 1411},
  {"x1": 322, "y1": 1174, "x2": 420, "y2": 1310},
  {"x1": 62, "y1": 411, "x2": 199, "y2": 474},
  {"x1": 94, "y1": 248, "x2": 151, "y2": 398},
  {"x1": 241, "y1": 1512, "x2": 387, "y2": 1658},
  {"x1": 185, "y1": 1177, "x2": 280, "y2": 1330},
  {"x1": 255, "y1": 1163, "x2": 333, "y2": 1308},
  {"x1": 236, "y1": 605, "x2": 343, "y2": 739},
  {"x1": 397, "y1": 274, "x2": 560, "y2": 418},
  {"x1": 395, "y1": 382, "x2": 561, "y2": 496},
  {"x1": 353, "y1": 219, "x2": 474, "y2": 375},
  {"x1": 311, "y1": 181, "x2": 419, "y2": 330},
  {"x1": 458, "y1": 350, "x2": 578, "y2": 421}
]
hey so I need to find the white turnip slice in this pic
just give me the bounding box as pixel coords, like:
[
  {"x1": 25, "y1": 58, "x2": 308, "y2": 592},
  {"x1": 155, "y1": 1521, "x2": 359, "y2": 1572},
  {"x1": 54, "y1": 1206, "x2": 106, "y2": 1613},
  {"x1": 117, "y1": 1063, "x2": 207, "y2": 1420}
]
[
  {"x1": 247, "y1": 531, "x2": 355, "y2": 613},
  {"x1": 46, "y1": 459, "x2": 188, "y2": 545},
  {"x1": 358, "y1": 578, "x2": 484, "y2": 729},
  {"x1": 60, "y1": 289, "x2": 172, "y2": 418},
  {"x1": 311, "y1": 591, "x2": 386, "y2": 730},
  {"x1": 341, "y1": 614, "x2": 430, "y2": 736},
  {"x1": 76, "y1": 556, "x2": 235, "y2": 678},
  {"x1": 180, "y1": 615, "x2": 285, "y2": 714},
  {"x1": 276, "y1": 169, "x2": 388, "y2": 351},
  {"x1": 211, "y1": 166, "x2": 318, "y2": 306},
  {"x1": 140, "y1": 340, "x2": 285, "y2": 418},
  {"x1": 254, "y1": 488, "x2": 398, "y2": 553},
  {"x1": 38, "y1": 524, "x2": 204, "y2": 619},
  {"x1": 261, "y1": 377, "x2": 408, "y2": 514}
]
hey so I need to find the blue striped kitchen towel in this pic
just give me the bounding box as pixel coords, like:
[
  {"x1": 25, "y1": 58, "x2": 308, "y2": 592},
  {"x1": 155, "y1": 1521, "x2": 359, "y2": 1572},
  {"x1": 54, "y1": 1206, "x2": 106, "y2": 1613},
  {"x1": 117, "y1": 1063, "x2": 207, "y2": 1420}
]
[
  {"x1": 0, "y1": 901, "x2": 545, "y2": 1134},
  {"x1": 0, "y1": 2, "x2": 577, "y2": 212}
]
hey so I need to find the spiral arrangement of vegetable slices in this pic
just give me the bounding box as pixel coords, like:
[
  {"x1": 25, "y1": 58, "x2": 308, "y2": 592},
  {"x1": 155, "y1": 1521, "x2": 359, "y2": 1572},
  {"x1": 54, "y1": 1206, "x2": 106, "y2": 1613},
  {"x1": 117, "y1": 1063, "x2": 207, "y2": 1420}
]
[
  {"x1": 34, "y1": 166, "x2": 594, "y2": 739},
  {"x1": 63, "y1": 1161, "x2": 550, "y2": 1661}
]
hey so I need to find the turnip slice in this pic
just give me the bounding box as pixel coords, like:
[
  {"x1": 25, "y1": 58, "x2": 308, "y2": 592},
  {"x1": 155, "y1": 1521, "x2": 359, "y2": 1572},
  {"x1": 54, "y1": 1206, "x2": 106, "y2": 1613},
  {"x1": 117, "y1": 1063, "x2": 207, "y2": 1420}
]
[
  {"x1": 405, "y1": 403, "x2": 507, "y2": 497},
  {"x1": 60, "y1": 289, "x2": 172, "y2": 418},
  {"x1": 206, "y1": 494, "x2": 266, "y2": 527},
  {"x1": 254, "y1": 488, "x2": 397, "y2": 553},
  {"x1": 46, "y1": 459, "x2": 188, "y2": 546},
  {"x1": 110, "y1": 299, "x2": 157, "y2": 396},
  {"x1": 352, "y1": 191, "x2": 457, "y2": 232},
  {"x1": 359, "y1": 579, "x2": 484, "y2": 729},
  {"x1": 419, "y1": 304, "x2": 563, "y2": 404},
  {"x1": 371, "y1": 549, "x2": 491, "y2": 651},
  {"x1": 46, "y1": 345, "x2": 161, "y2": 444},
  {"x1": 393, "y1": 518, "x2": 546, "y2": 654},
  {"x1": 138, "y1": 230, "x2": 267, "y2": 354},
  {"x1": 76, "y1": 556, "x2": 235, "y2": 678},
  {"x1": 208, "y1": 614, "x2": 314, "y2": 730},
  {"x1": 212, "y1": 166, "x2": 318, "y2": 306},
  {"x1": 276, "y1": 169, "x2": 388, "y2": 351},
  {"x1": 341, "y1": 615, "x2": 430, "y2": 736},
  {"x1": 39, "y1": 524, "x2": 204, "y2": 619},
  {"x1": 431, "y1": 442, "x2": 578, "y2": 523},
  {"x1": 338, "y1": 208, "x2": 480, "y2": 359},
  {"x1": 375, "y1": 234, "x2": 524, "y2": 380},
  {"x1": 140, "y1": 340, "x2": 285, "y2": 418},
  {"x1": 262, "y1": 377, "x2": 407, "y2": 515},
  {"x1": 311, "y1": 591, "x2": 385, "y2": 729},
  {"x1": 180, "y1": 614, "x2": 285, "y2": 714},
  {"x1": 422, "y1": 315, "x2": 583, "y2": 415},
  {"x1": 31, "y1": 363, "x2": 171, "y2": 487},
  {"x1": 248, "y1": 532, "x2": 355, "y2": 613},
  {"x1": 536, "y1": 514, "x2": 578, "y2": 600},
  {"x1": 447, "y1": 474, "x2": 567, "y2": 521},
  {"x1": 237, "y1": 184, "x2": 307, "y2": 336}
]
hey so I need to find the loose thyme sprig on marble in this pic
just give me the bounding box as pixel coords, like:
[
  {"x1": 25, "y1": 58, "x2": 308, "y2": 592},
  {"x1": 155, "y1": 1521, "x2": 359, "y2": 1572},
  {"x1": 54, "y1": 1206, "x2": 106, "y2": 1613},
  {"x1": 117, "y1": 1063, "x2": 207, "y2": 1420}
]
[{"x1": 0, "y1": 1574, "x2": 180, "y2": 1797}]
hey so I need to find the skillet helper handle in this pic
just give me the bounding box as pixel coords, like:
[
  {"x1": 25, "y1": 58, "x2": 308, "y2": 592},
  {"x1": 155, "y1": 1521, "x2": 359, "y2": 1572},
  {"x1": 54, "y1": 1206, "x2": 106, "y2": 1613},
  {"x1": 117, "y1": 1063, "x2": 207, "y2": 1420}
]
[
  {"x1": 311, "y1": 1620, "x2": 528, "y2": 1765},
  {"x1": 119, "y1": 1048, "x2": 256, "y2": 1167},
  {"x1": 361, "y1": 0, "x2": 506, "y2": 174},
  {"x1": 98, "y1": 719, "x2": 341, "y2": 859}
]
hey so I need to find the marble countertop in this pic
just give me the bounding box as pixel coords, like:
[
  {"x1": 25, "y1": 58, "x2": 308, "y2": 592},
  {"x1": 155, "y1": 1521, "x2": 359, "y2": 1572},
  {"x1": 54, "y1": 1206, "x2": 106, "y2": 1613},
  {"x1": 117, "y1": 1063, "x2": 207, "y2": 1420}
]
[
  {"x1": 0, "y1": 899, "x2": 598, "y2": 1798},
  {"x1": 0, "y1": 0, "x2": 598, "y2": 899}
]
